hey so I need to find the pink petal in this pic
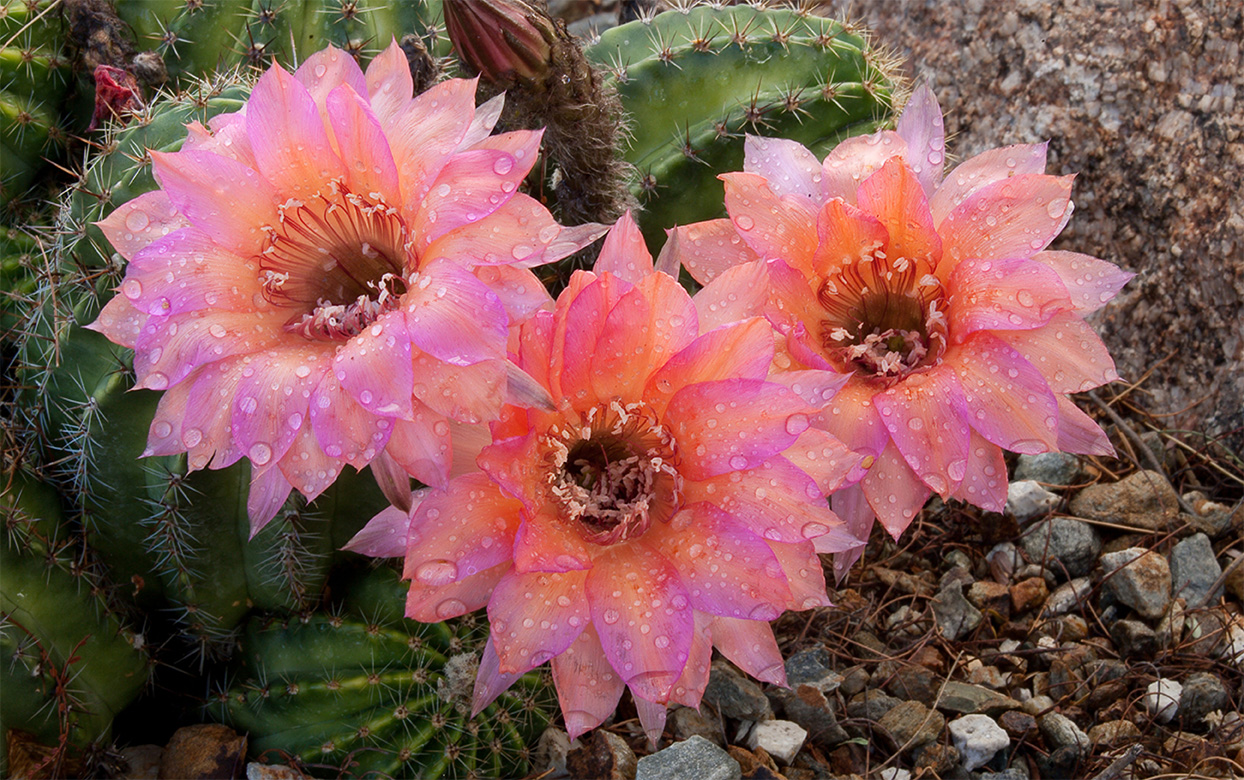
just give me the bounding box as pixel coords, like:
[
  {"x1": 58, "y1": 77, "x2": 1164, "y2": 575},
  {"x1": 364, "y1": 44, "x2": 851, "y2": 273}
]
[
  {"x1": 472, "y1": 636, "x2": 524, "y2": 716},
  {"x1": 488, "y1": 568, "x2": 590, "y2": 674},
  {"x1": 813, "y1": 377, "x2": 890, "y2": 458},
  {"x1": 1055, "y1": 395, "x2": 1114, "y2": 456},
  {"x1": 87, "y1": 293, "x2": 144, "y2": 348},
  {"x1": 462, "y1": 93, "x2": 505, "y2": 148},
  {"x1": 246, "y1": 62, "x2": 344, "y2": 197},
  {"x1": 674, "y1": 218, "x2": 761, "y2": 287},
  {"x1": 644, "y1": 317, "x2": 773, "y2": 417},
  {"x1": 632, "y1": 695, "x2": 668, "y2": 748},
  {"x1": 369, "y1": 450, "x2": 413, "y2": 512},
  {"x1": 682, "y1": 457, "x2": 840, "y2": 546},
  {"x1": 475, "y1": 265, "x2": 553, "y2": 323},
  {"x1": 386, "y1": 78, "x2": 478, "y2": 206},
  {"x1": 343, "y1": 501, "x2": 418, "y2": 558},
  {"x1": 124, "y1": 228, "x2": 265, "y2": 316},
  {"x1": 293, "y1": 45, "x2": 368, "y2": 108},
  {"x1": 710, "y1": 616, "x2": 787, "y2": 686},
  {"x1": 384, "y1": 410, "x2": 452, "y2": 489},
  {"x1": 744, "y1": 135, "x2": 822, "y2": 201},
  {"x1": 132, "y1": 309, "x2": 288, "y2": 391},
  {"x1": 811, "y1": 198, "x2": 890, "y2": 280},
  {"x1": 182, "y1": 358, "x2": 249, "y2": 470},
  {"x1": 947, "y1": 255, "x2": 1073, "y2": 340},
  {"x1": 334, "y1": 309, "x2": 414, "y2": 418},
  {"x1": 895, "y1": 83, "x2": 946, "y2": 197},
  {"x1": 514, "y1": 310, "x2": 556, "y2": 394},
  {"x1": 247, "y1": 465, "x2": 293, "y2": 537},
  {"x1": 593, "y1": 211, "x2": 653, "y2": 284},
  {"x1": 363, "y1": 40, "x2": 413, "y2": 125},
  {"x1": 820, "y1": 131, "x2": 908, "y2": 204},
  {"x1": 550, "y1": 272, "x2": 629, "y2": 405},
  {"x1": 668, "y1": 611, "x2": 713, "y2": 709},
  {"x1": 586, "y1": 544, "x2": 694, "y2": 704},
  {"x1": 592, "y1": 272, "x2": 698, "y2": 402},
  {"x1": 939, "y1": 174, "x2": 1075, "y2": 274},
  {"x1": 550, "y1": 624, "x2": 626, "y2": 740},
  {"x1": 721, "y1": 172, "x2": 817, "y2": 263},
  {"x1": 278, "y1": 424, "x2": 344, "y2": 502},
  {"x1": 666, "y1": 379, "x2": 812, "y2": 481},
  {"x1": 308, "y1": 374, "x2": 395, "y2": 468},
  {"x1": 477, "y1": 425, "x2": 545, "y2": 513},
  {"x1": 325, "y1": 83, "x2": 401, "y2": 206},
  {"x1": 763, "y1": 259, "x2": 832, "y2": 362},
  {"x1": 856, "y1": 157, "x2": 942, "y2": 267},
  {"x1": 96, "y1": 190, "x2": 187, "y2": 261},
  {"x1": 996, "y1": 312, "x2": 1119, "y2": 393},
  {"x1": 143, "y1": 379, "x2": 190, "y2": 457},
  {"x1": 410, "y1": 353, "x2": 506, "y2": 424},
  {"x1": 512, "y1": 509, "x2": 594, "y2": 574},
  {"x1": 829, "y1": 484, "x2": 873, "y2": 581},
  {"x1": 768, "y1": 539, "x2": 833, "y2": 609},
  {"x1": 650, "y1": 504, "x2": 791, "y2": 621},
  {"x1": 411, "y1": 133, "x2": 542, "y2": 250},
  {"x1": 1034, "y1": 250, "x2": 1134, "y2": 313},
  {"x1": 151, "y1": 150, "x2": 277, "y2": 257},
  {"x1": 401, "y1": 472, "x2": 522, "y2": 584},
  {"x1": 406, "y1": 562, "x2": 509, "y2": 622},
  {"x1": 951, "y1": 332, "x2": 1060, "y2": 454},
  {"x1": 949, "y1": 431, "x2": 1008, "y2": 513},
  {"x1": 930, "y1": 142, "x2": 1048, "y2": 225},
  {"x1": 229, "y1": 345, "x2": 328, "y2": 469},
  {"x1": 768, "y1": 369, "x2": 851, "y2": 408},
  {"x1": 782, "y1": 428, "x2": 865, "y2": 495},
  {"x1": 404, "y1": 259, "x2": 507, "y2": 365},
  {"x1": 860, "y1": 441, "x2": 931, "y2": 539},
  {"x1": 691, "y1": 259, "x2": 771, "y2": 332},
  {"x1": 199, "y1": 113, "x2": 256, "y2": 168},
  {"x1": 653, "y1": 223, "x2": 682, "y2": 279},
  {"x1": 423, "y1": 193, "x2": 603, "y2": 270},
  {"x1": 873, "y1": 366, "x2": 971, "y2": 497}
]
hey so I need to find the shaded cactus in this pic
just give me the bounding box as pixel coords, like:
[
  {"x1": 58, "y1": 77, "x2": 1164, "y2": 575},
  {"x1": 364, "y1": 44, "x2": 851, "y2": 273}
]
[
  {"x1": 585, "y1": 4, "x2": 903, "y2": 251},
  {"x1": 1, "y1": 0, "x2": 71, "y2": 207},
  {"x1": 1, "y1": 467, "x2": 150, "y2": 776},
  {"x1": 215, "y1": 565, "x2": 555, "y2": 779}
]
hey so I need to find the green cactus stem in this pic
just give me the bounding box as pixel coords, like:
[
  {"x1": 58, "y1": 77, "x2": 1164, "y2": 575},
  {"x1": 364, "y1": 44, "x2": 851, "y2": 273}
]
[
  {"x1": 584, "y1": 4, "x2": 903, "y2": 252},
  {"x1": 215, "y1": 565, "x2": 556, "y2": 779}
]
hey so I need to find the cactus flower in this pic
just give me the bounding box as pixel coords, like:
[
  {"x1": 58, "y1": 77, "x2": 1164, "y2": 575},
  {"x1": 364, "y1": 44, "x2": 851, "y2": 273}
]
[
  {"x1": 676, "y1": 86, "x2": 1134, "y2": 574},
  {"x1": 350, "y1": 214, "x2": 863, "y2": 745},
  {"x1": 445, "y1": 0, "x2": 556, "y2": 87},
  {"x1": 88, "y1": 41, "x2": 602, "y2": 534}
]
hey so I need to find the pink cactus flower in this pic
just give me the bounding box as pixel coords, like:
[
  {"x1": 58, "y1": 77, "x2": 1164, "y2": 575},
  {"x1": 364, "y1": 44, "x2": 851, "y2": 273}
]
[
  {"x1": 349, "y1": 214, "x2": 864, "y2": 745},
  {"x1": 676, "y1": 85, "x2": 1134, "y2": 575},
  {"x1": 88, "y1": 42, "x2": 602, "y2": 534}
]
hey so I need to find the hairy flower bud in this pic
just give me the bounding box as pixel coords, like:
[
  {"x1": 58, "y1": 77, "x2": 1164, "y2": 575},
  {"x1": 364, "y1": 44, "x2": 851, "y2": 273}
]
[{"x1": 445, "y1": 0, "x2": 556, "y2": 87}]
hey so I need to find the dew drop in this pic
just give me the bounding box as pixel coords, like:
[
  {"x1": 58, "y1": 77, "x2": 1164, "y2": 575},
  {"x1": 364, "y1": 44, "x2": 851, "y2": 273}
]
[
  {"x1": 493, "y1": 156, "x2": 514, "y2": 175},
  {"x1": 435, "y1": 598, "x2": 466, "y2": 619},
  {"x1": 602, "y1": 608, "x2": 621, "y2": 625},
  {"x1": 153, "y1": 420, "x2": 173, "y2": 439},
  {"x1": 125, "y1": 210, "x2": 150, "y2": 232},
  {"x1": 734, "y1": 215, "x2": 755, "y2": 231},
  {"x1": 123, "y1": 279, "x2": 143, "y2": 299},
  {"x1": 414, "y1": 559, "x2": 458, "y2": 586},
  {"x1": 146, "y1": 372, "x2": 169, "y2": 390},
  {"x1": 801, "y1": 521, "x2": 830, "y2": 539},
  {"x1": 249, "y1": 442, "x2": 272, "y2": 465},
  {"x1": 183, "y1": 428, "x2": 203, "y2": 447}
]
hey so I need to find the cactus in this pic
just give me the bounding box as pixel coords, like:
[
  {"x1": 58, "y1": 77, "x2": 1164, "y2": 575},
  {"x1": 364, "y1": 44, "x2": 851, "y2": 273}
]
[
  {"x1": 215, "y1": 565, "x2": 556, "y2": 779},
  {"x1": 1, "y1": 467, "x2": 150, "y2": 776},
  {"x1": 1, "y1": 0, "x2": 71, "y2": 207},
  {"x1": 112, "y1": 0, "x2": 447, "y2": 85},
  {"x1": 1, "y1": 219, "x2": 44, "y2": 339},
  {"x1": 584, "y1": 4, "x2": 902, "y2": 251}
]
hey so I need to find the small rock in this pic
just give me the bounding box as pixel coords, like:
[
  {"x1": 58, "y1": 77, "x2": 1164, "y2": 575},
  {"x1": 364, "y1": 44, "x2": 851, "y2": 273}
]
[
  {"x1": 936, "y1": 681, "x2": 1021, "y2": 717},
  {"x1": 1179, "y1": 672, "x2": 1230, "y2": 730},
  {"x1": 1038, "y1": 745, "x2": 1083, "y2": 779},
  {"x1": 1100, "y1": 547, "x2": 1172, "y2": 619},
  {"x1": 999, "y1": 710, "x2": 1037, "y2": 737},
  {"x1": 1014, "y1": 452, "x2": 1081, "y2": 486},
  {"x1": 783, "y1": 648, "x2": 841, "y2": 694},
  {"x1": 1156, "y1": 598, "x2": 1187, "y2": 649},
  {"x1": 1170, "y1": 533, "x2": 1223, "y2": 607},
  {"x1": 670, "y1": 706, "x2": 723, "y2": 745},
  {"x1": 912, "y1": 742, "x2": 960, "y2": 774},
  {"x1": 932, "y1": 582, "x2": 983, "y2": 640},
  {"x1": 838, "y1": 666, "x2": 870, "y2": 698},
  {"x1": 987, "y1": 542, "x2": 1024, "y2": 582},
  {"x1": 968, "y1": 580, "x2": 1013, "y2": 617},
  {"x1": 1162, "y1": 731, "x2": 1211, "y2": 763},
  {"x1": 949, "y1": 713, "x2": 1010, "y2": 771},
  {"x1": 1183, "y1": 491, "x2": 1238, "y2": 538},
  {"x1": 746, "y1": 720, "x2": 807, "y2": 766},
  {"x1": 1110, "y1": 618, "x2": 1159, "y2": 658},
  {"x1": 119, "y1": 746, "x2": 162, "y2": 780},
  {"x1": 878, "y1": 700, "x2": 945, "y2": 753},
  {"x1": 1146, "y1": 679, "x2": 1183, "y2": 723},
  {"x1": 704, "y1": 661, "x2": 773, "y2": 721},
  {"x1": 1006, "y1": 480, "x2": 1061, "y2": 523},
  {"x1": 847, "y1": 690, "x2": 901, "y2": 723},
  {"x1": 886, "y1": 665, "x2": 938, "y2": 706},
  {"x1": 567, "y1": 730, "x2": 638, "y2": 780},
  {"x1": 979, "y1": 771, "x2": 1030, "y2": 780},
  {"x1": 160, "y1": 724, "x2": 246, "y2": 780},
  {"x1": 534, "y1": 727, "x2": 575, "y2": 777},
  {"x1": 1225, "y1": 554, "x2": 1244, "y2": 602},
  {"x1": 1042, "y1": 578, "x2": 1092, "y2": 616},
  {"x1": 879, "y1": 769, "x2": 911, "y2": 780},
  {"x1": 779, "y1": 685, "x2": 849, "y2": 749},
  {"x1": 1087, "y1": 719, "x2": 1141, "y2": 746},
  {"x1": 1009, "y1": 577, "x2": 1049, "y2": 614},
  {"x1": 246, "y1": 764, "x2": 302, "y2": 780},
  {"x1": 1068, "y1": 469, "x2": 1180, "y2": 529},
  {"x1": 636, "y1": 735, "x2": 741, "y2": 780},
  {"x1": 1038, "y1": 712, "x2": 1090, "y2": 756},
  {"x1": 945, "y1": 549, "x2": 974, "y2": 572},
  {"x1": 1020, "y1": 518, "x2": 1101, "y2": 579},
  {"x1": 1021, "y1": 695, "x2": 1056, "y2": 717}
]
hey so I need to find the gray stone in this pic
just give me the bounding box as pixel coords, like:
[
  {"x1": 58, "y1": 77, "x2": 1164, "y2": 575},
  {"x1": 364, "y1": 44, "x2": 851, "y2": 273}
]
[
  {"x1": 1019, "y1": 518, "x2": 1101, "y2": 579},
  {"x1": 745, "y1": 719, "x2": 807, "y2": 765},
  {"x1": 949, "y1": 714, "x2": 1010, "y2": 771},
  {"x1": 878, "y1": 700, "x2": 945, "y2": 753},
  {"x1": 847, "y1": 690, "x2": 903, "y2": 722},
  {"x1": 669, "y1": 707, "x2": 723, "y2": 746},
  {"x1": 935, "y1": 681, "x2": 1021, "y2": 717},
  {"x1": 979, "y1": 771, "x2": 1030, "y2": 780},
  {"x1": 1145, "y1": 679, "x2": 1182, "y2": 723},
  {"x1": 121, "y1": 746, "x2": 163, "y2": 780},
  {"x1": 246, "y1": 765, "x2": 301, "y2": 780},
  {"x1": 986, "y1": 542, "x2": 1024, "y2": 582},
  {"x1": 784, "y1": 647, "x2": 842, "y2": 693},
  {"x1": 1100, "y1": 547, "x2": 1171, "y2": 619},
  {"x1": 1006, "y1": 481, "x2": 1061, "y2": 523},
  {"x1": 1042, "y1": 578, "x2": 1092, "y2": 616},
  {"x1": 703, "y1": 660, "x2": 772, "y2": 721},
  {"x1": 1087, "y1": 719, "x2": 1141, "y2": 746},
  {"x1": 635, "y1": 735, "x2": 741, "y2": 780},
  {"x1": 932, "y1": 582, "x2": 983, "y2": 640},
  {"x1": 1170, "y1": 533, "x2": 1223, "y2": 607},
  {"x1": 1038, "y1": 712, "x2": 1090, "y2": 756},
  {"x1": 1179, "y1": 672, "x2": 1230, "y2": 730},
  {"x1": 1014, "y1": 452, "x2": 1082, "y2": 487},
  {"x1": 1068, "y1": 470, "x2": 1181, "y2": 530},
  {"x1": 1110, "y1": 619, "x2": 1158, "y2": 658},
  {"x1": 779, "y1": 685, "x2": 849, "y2": 749},
  {"x1": 534, "y1": 727, "x2": 575, "y2": 778},
  {"x1": 567, "y1": 731, "x2": 638, "y2": 780}
]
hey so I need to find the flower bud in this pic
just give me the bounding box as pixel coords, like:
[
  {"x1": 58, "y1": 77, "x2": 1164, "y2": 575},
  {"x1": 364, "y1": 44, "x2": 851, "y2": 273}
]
[{"x1": 444, "y1": 0, "x2": 557, "y2": 87}]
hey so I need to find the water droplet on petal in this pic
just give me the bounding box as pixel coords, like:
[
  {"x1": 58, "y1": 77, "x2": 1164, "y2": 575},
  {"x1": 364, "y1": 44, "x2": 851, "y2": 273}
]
[
  {"x1": 735, "y1": 215, "x2": 755, "y2": 231},
  {"x1": 125, "y1": 210, "x2": 150, "y2": 232},
  {"x1": 602, "y1": 608, "x2": 621, "y2": 625},
  {"x1": 435, "y1": 598, "x2": 466, "y2": 619},
  {"x1": 249, "y1": 442, "x2": 272, "y2": 465},
  {"x1": 414, "y1": 559, "x2": 458, "y2": 586}
]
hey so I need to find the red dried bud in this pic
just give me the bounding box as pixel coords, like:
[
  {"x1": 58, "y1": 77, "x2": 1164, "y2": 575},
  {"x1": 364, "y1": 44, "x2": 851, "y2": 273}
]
[
  {"x1": 445, "y1": 0, "x2": 557, "y2": 86},
  {"x1": 89, "y1": 64, "x2": 142, "y2": 131}
]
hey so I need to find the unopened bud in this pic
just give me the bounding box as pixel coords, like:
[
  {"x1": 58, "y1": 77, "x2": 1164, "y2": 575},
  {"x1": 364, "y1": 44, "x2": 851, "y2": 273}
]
[{"x1": 445, "y1": 0, "x2": 556, "y2": 86}]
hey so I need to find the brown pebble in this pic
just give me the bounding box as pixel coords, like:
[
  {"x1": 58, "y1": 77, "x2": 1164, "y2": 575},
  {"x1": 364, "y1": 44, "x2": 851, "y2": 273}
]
[
  {"x1": 1009, "y1": 577, "x2": 1050, "y2": 614},
  {"x1": 159, "y1": 724, "x2": 246, "y2": 780},
  {"x1": 1000, "y1": 709, "x2": 1037, "y2": 737}
]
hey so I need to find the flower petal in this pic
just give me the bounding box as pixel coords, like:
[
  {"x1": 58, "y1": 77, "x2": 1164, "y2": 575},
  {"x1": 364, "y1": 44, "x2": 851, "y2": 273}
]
[
  {"x1": 294, "y1": 45, "x2": 368, "y2": 109},
  {"x1": 674, "y1": 218, "x2": 761, "y2": 286},
  {"x1": 781, "y1": 427, "x2": 865, "y2": 495},
  {"x1": 132, "y1": 309, "x2": 288, "y2": 391},
  {"x1": 1034, "y1": 250, "x2": 1134, "y2": 313},
  {"x1": 856, "y1": 157, "x2": 942, "y2": 267},
  {"x1": 947, "y1": 255, "x2": 1074, "y2": 340},
  {"x1": 246, "y1": 62, "x2": 344, "y2": 197},
  {"x1": 829, "y1": 484, "x2": 873, "y2": 581},
  {"x1": 151, "y1": 149, "x2": 277, "y2": 257},
  {"x1": 344, "y1": 500, "x2": 418, "y2": 558},
  {"x1": 182, "y1": 358, "x2": 249, "y2": 470},
  {"x1": 402, "y1": 472, "x2": 522, "y2": 584},
  {"x1": 644, "y1": 317, "x2": 773, "y2": 417},
  {"x1": 231, "y1": 345, "x2": 328, "y2": 468},
  {"x1": 895, "y1": 83, "x2": 945, "y2": 197},
  {"x1": 410, "y1": 354, "x2": 506, "y2": 424},
  {"x1": 691, "y1": 259, "x2": 770, "y2": 333},
  {"x1": 308, "y1": 374, "x2": 395, "y2": 469},
  {"x1": 550, "y1": 624, "x2": 626, "y2": 740},
  {"x1": 592, "y1": 271, "x2": 698, "y2": 402},
  {"x1": 364, "y1": 40, "x2": 414, "y2": 125},
  {"x1": 247, "y1": 465, "x2": 293, "y2": 537},
  {"x1": 930, "y1": 142, "x2": 1048, "y2": 225},
  {"x1": 948, "y1": 431, "x2": 1008, "y2": 513},
  {"x1": 820, "y1": 130, "x2": 907, "y2": 204},
  {"x1": 813, "y1": 376, "x2": 889, "y2": 458},
  {"x1": 768, "y1": 539, "x2": 833, "y2": 608},
  {"x1": 722, "y1": 172, "x2": 817, "y2": 262},
  {"x1": 668, "y1": 611, "x2": 713, "y2": 709},
  {"x1": 384, "y1": 409, "x2": 452, "y2": 489},
  {"x1": 278, "y1": 423, "x2": 345, "y2": 503},
  {"x1": 996, "y1": 312, "x2": 1119, "y2": 393},
  {"x1": 710, "y1": 616, "x2": 786, "y2": 686},
  {"x1": 951, "y1": 332, "x2": 1060, "y2": 453},
  {"x1": 424, "y1": 193, "x2": 604, "y2": 270},
  {"x1": 488, "y1": 568, "x2": 589, "y2": 675},
  {"x1": 551, "y1": 271, "x2": 630, "y2": 405},
  {"x1": 873, "y1": 366, "x2": 971, "y2": 497},
  {"x1": 939, "y1": 174, "x2": 1075, "y2": 273},
  {"x1": 143, "y1": 379, "x2": 191, "y2": 457},
  {"x1": 96, "y1": 190, "x2": 187, "y2": 261},
  {"x1": 744, "y1": 135, "x2": 822, "y2": 201},
  {"x1": 475, "y1": 264, "x2": 554, "y2": 323},
  {"x1": 325, "y1": 83, "x2": 401, "y2": 206},
  {"x1": 811, "y1": 198, "x2": 890, "y2": 280},
  {"x1": 406, "y1": 562, "x2": 509, "y2": 622},
  {"x1": 333, "y1": 309, "x2": 414, "y2": 418},
  {"x1": 124, "y1": 228, "x2": 265, "y2": 317},
  {"x1": 472, "y1": 636, "x2": 524, "y2": 716},
  {"x1": 405, "y1": 260, "x2": 507, "y2": 365},
  {"x1": 593, "y1": 210, "x2": 653, "y2": 284},
  {"x1": 632, "y1": 695, "x2": 668, "y2": 749},
  {"x1": 87, "y1": 293, "x2": 145, "y2": 348},
  {"x1": 682, "y1": 457, "x2": 838, "y2": 547},
  {"x1": 860, "y1": 440, "x2": 931, "y2": 539},
  {"x1": 386, "y1": 78, "x2": 479, "y2": 205},
  {"x1": 1055, "y1": 395, "x2": 1114, "y2": 456},
  {"x1": 513, "y1": 509, "x2": 594, "y2": 574}
]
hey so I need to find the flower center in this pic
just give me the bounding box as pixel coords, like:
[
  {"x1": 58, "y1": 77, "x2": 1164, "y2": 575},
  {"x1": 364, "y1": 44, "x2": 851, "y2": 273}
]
[
  {"x1": 258, "y1": 181, "x2": 412, "y2": 341},
  {"x1": 817, "y1": 249, "x2": 947, "y2": 381},
  {"x1": 543, "y1": 400, "x2": 682, "y2": 546}
]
